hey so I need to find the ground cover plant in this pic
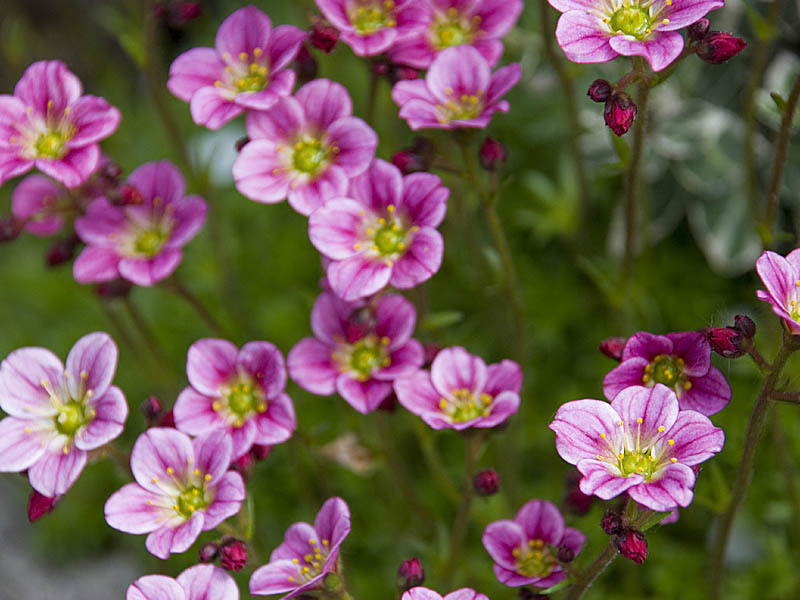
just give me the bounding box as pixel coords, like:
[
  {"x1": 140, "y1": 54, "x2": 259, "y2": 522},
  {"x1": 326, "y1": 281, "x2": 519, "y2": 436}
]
[{"x1": 0, "y1": 1, "x2": 799, "y2": 598}]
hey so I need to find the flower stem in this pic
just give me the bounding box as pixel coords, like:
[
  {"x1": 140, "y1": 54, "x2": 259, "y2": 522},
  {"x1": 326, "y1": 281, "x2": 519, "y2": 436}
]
[
  {"x1": 769, "y1": 408, "x2": 800, "y2": 548},
  {"x1": 771, "y1": 391, "x2": 800, "y2": 404},
  {"x1": 457, "y1": 137, "x2": 527, "y2": 361},
  {"x1": 413, "y1": 420, "x2": 461, "y2": 504},
  {"x1": 762, "y1": 70, "x2": 800, "y2": 244},
  {"x1": 442, "y1": 431, "x2": 483, "y2": 589},
  {"x1": 565, "y1": 540, "x2": 619, "y2": 600},
  {"x1": 709, "y1": 329, "x2": 800, "y2": 599},
  {"x1": 620, "y1": 59, "x2": 650, "y2": 293},
  {"x1": 162, "y1": 277, "x2": 228, "y2": 338},
  {"x1": 121, "y1": 295, "x2": 171, "y2": 368},
  {"x1": 747, "y1": 344, "x2": 771, "y2": 373}
]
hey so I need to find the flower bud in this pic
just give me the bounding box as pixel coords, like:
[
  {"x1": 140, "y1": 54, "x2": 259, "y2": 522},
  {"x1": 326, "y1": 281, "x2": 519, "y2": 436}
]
[
  {"x1": 294, "y1": 45, "x2": 319, "y2": 85},
  {"x1": 45, "y1": 235, "x2": 79, "y2": 267},
  {"x1": 158, "y1": 409, "x2": 175, "y2": 428},
  {"x1": 478, "y1": 137, "x2": 507, "y2": 171},
  {"x1": 251, "y1": 444, "x2": 271, "y2": 461},
  {"x1": 614, "y1": 528, "x2": 647, "y2": 564},
  {"x1": 598, "y1": 336, "x2": 627, "y2": 362},
  {"x1": 604, "y1": 92, "x2": 638, "y2": 136},
  {"x1": 220, "y1": 539, "x2": 248, "y2": 571},
  {"x1": 397, "y1": 558, "x2": 425, "y2": 592},
  {"x1": 563, "y1": 470, "x2": 593, "y2": 515},
  {"x1": 388, "y1": 65, "x2": 419, "y2": 85},
  {"x1": 687, "y1": 18, "x2": 710, "y2": 41},
  {"x1": 309, "y1": 19, "x2": 339, "y2": 54},
  {"x1": 423, "y1": 343, "x2": 442, "y2": 367},
  {"x1": 601, "y1": 511, "x2": 623, "y2": 536},
  {"x1": 231, "y1": 452, "x2": 255, "y2": 480},
  {"x1": 28, "y1": 489, "x2": 59, "y2": 522},
  {"x1": 141, "y1": 396, "x2": 164, "y2": 424},
  {"x1": 696, "y1": 32, "x2": 747, "y2": 64},
  {"x1": 557, "y1": 544, "x2": 575, "y2": 563},
  {"x1": 473, "y1": 469, "x2": 500, "y2": 496},
  {"x1": 391, "y1": 137, "x2": 435, "y2": 175},
  {"x1": 174, "y1": 2, "x2": 202, "y2": 24},
  {"x1": 235, "y1": 136, "x2": 250, "y2": 152},
  {"x1": 115, "y1": 184, "x2": 144, "y2": 206},
  {"x1": 0, "y1": 215, "x2": 23, "y2": 243},
  {"x1": 94, "y1": 278, "x2": 132, "y2": 299},
  {"x1": 587, "y1": 79, "x2": 612, "y2": 103},
  {"x1": 734, "y1": 314, "x2": 755, "y2": 339},
  {"x1": 704, "y1": 327, "x2": 745, "y2": 358},
  {"x1": 198, "y1": 541, "x2": 220, "y2": 563},
  {"x1": 377, "y1": 391, "x2": 398, "y2": 412}
]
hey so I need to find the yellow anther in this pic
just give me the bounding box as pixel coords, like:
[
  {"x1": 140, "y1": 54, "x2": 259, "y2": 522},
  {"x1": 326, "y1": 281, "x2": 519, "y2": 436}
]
[
  {"x1": 63, "y1": 107, "x2": 71, "y2": 115},
  {"x1": 166, "y1": 467, "x2": 174, "y2": 474},
  {"x1": 397, "y1": 242, "x2": 405, "y2": 250},
  {"x1": 600, "y1": 432, "x2": 606, "y2": 439},
  {"x1": 385, "y1": 259, "x2": 393, "y2": 267},
  {"x1": 63, "y1": 445, "x2": 69, "y2": 454},
  {"x1": 386, "y1": 19, "x2": 396, "y2": 27},
  {"x1": 288, "y1": 576, "x2": 294, "y2": 582},
  {"x1": 636, "y1": 417, "x2": 643, "y2": 424},
  {"x1": 322, "y1": 539, "x2": 329, "y2": 546},
  {"x1": 511, "y1": 548, "x2": 520, "y2": 557},
  {"x1": 24, "y1": 427, "x2": 31, "y2": 434},
  {"x1": 384, "y1": 0, "x2": 394, "y2": 7},
  {"x1": 301, "y1": 567, "x2": 310, "y2": 574},
  {"x1": 187, "y1": 457, "x2": 193, "y2": 464},
  {"x1": 649, "y1": 455, "x2": 655, "y2": 461},
  {"x1": 234, "y1": 418, "x2": 243, "y2": 428},
  {"x1": 239, "y1": 52, "x2": 248, "y2": 61},
  {"x1": 295, "y1": 142, "x2": 304, "y2": 150},
  {"x1": 657, "y1": 426, "x2": 665, "y2": 432},
  {"x1": 642, "y1": 374, "x2": 651, "y2": 383},
  {"x1": 258, "y1": 66, "x2": 268, "y2": 76},
  {"x1": 254, "y1": 48, "x2": 263, "y2": 57},
  {"x1": 380, "y1": 336, "x2": 390, "y2": 345},
  {"x1": 670, "y1": 457, "x2": 677, "y2": 463},
  {"x1": 194, "y1": 468, "x2": 200, "y2": 476},
  {"x1": 387, "y1": 204, "x2": 395, "y2": 213},
  {"x1": 225, "y1": 66, "x2": 232, "y2": 72},
  {"x1": 439, "y1": 398, "x2": 447, "y2": 409},
  {"x1": 668, "y1": 439, "x2": 675, "y2": 446},
  {"x1": 309, "y1": 538, "x2": 316, "y2": 545},
  {"x1": 146, "y1": 500, "x2": 152, "y2": 505},
  {"x1": 618, "y1": 453, "x2": 624, "y2": 459},
  {"x1": 683, "y1": 381, "x2": 692, "y2": 390},
  {"x1": 353, "y1": 244, "x2": 361, "y2": 250},
  {"x1": 258, "y1": 402, "x2": 267, "y2": 412},
  {"x1": 597, "y1": 455, "x2": 604, "y2": 461},
  {"x1": 152, "y1": 477, "x2": 159, "y2": 483},
  {"x1": 212, "y1": 401, "x2": 222, "y2": 411},
  {"x1": 372, "y1": 245, "x2": 379, "y2": 252},
  {"x1": 80, "y1": 370, "x2": 88, "y2": 380},
  {"x1": 272, "y1": 168, "x2": 281, "y2": 175},
  {"x1": 250, "y1": 63, "x2": 259, "y2": 73},
  {"x1": 292, "y1": 558, "x2": 299, "y2": 564},
  {"x1": 377, "y1": 217, "x2": 386, "y2": 225},
  {"x1": 189, "y1": 506, "x2": 196, "y2": 512},
  {"x1": 204, "y1": 474, "x2": 212, "y2": 481},
  {"x1": 193, "y1": 488, "x2": 200, "y2": 495},
  {"x1": 173, "y1": 504, "x2": 180, "y2": 511},
  {"x1": 662, "y1": 18, "x2": 670, "y2": 24},
  {"x1": 618, "y1": 420, "x2": 624, "y2": 426}
]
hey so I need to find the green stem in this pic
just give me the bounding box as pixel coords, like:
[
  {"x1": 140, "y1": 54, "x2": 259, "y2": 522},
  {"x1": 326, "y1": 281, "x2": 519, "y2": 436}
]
[
  {"x1": 413, "y1": 419, "x2": 461, "y2": 504},
  {"x1": 747, "y1": 345, "x2": 771, "y2": 373},
  {"x1": 163, "y1": 277, "x2": 228, "y2": 338},
  {"x1": 565, "y1": 540, "x2": 619, "y2": 600},
  {"x1": 121, "y1": 295, "x2": 171, "y2": 369},
  {"x1": 620, "y1": 60, "x2": 651, "y2": 293},
  {"x1": 769, "y1": 408, "x2": 800, "y2": 549},
  {"x1": 709, "y1": 330, "x2": 800, "y2": 599},
  {"x1": 762, "y1": 71, "x2": 800, "y2": 243},
  {"x1": 771, "y1": 391, "x2": 800, "y2": 405}
]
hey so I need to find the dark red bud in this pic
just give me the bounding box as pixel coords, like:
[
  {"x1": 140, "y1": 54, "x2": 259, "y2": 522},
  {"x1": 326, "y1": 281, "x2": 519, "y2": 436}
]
[
  {"x1": 174, "y1": 2, "x2": 202, "y2": 23},
  {"x1": 46, "y1": 235, "x2": 79, "y2": 267},
  {"x1": 423, "y1": 343, "x2": 442, "y2": 367},
  {"x1": 587, "y1": 79, "x2": 612, "y2": 103},
  {"x1": 231, "y1": 452, "x2": 255, "y2": 480},
  {"x1": 235, "y1": 136, "x2": 250, "y2": 152},
  {"x1": 309, "y1": 20, "x2": 339, "y2": 54},
  {"x1": 94, "y1": 278, "x2": 133, "y2": 299},
  {"x1": 703, "y1": 327, "x2": 745, "y2": 358},
  {"x1": 141, "y1": 396, "x2": 163, "y2": 424},
  {"x1": 696, "y1": 32, "x2": 747, "y2": 64},
  {"x1": 158, "y1": 409, "x2": 175, "y2": 428},
  {"x1": 0, "y1": 215, "x2": 24, "y2": 243},
  {"x1": 198, "y1": 541, "x2": 220, "y2": 563},
  {"x1": 478, "y1": 137, "x2": 507, "y2": 171},
  {"x1": 563, "y1": 469, "x2": 593, "y2": 515},
  {"x1": 734, "y1": 314, "x2": 755, "y2": 339},
  {"x1": 377, "y1": 391, "x2": 398, "y2": 412},
  {"x1": 397, "y1": 558, "x2": 425, "y2": 592},
  {"x1": 687, "y1": 18, "x2": 710, "y2": 41},
  {"x1": 388, "y1": 65, "x2": 419, "y2": 85},
  {"x1": 598, "y1": 336, "x2": 627, "y2": 361},
  {"x1": 557, "y1": 544, "x2": 575, "y2": 563},
  {"x1": 601, "y1": 511, "x2": 624, "y2": 536},
  {"x1": 373, "y1": 61, "x2": 390, "y2": 76},
  {"x1": 391, "y1": 136, "x2": 435, "y2": 175},
  {"x1": 518, "y1": 589, "x2": 547, "y2": 600},
  {"x1": 220, "y1": 539, "x2": 248, "y2": 571},
  {"x1": 28, "y1": 490, "x2": 59, "y2": 522},
  {"x1": 250, "y1": 444, "x2": 271, "y2": 461},
  {"x1": 614, "y1": 528, "x2": 647, "y2": 565},
  {"x1": 117, "y1": 184, "x2": 144, "y2": 206},
  {"x1": 604, "y1": 92, "x2": 638, "y2": 136},
  {"x1": 391, "y1": 150, "x2": 423, "y2": 175},
  {"x1": 473, "y1": 469, "x2": 500, "y2": 496},
  {"x1": 294, "y1": 45, "x2": 319, "y2": 85}
]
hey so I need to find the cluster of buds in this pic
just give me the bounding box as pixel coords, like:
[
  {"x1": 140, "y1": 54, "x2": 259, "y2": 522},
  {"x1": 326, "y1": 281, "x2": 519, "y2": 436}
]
[
  {"x1": 601, "y1": 510, "x2": 647, "y2": 565},
  {"x1": 373, "y1": 59, "x2": 419, "y2": 86},
  {"x1": 198, "y1": 538, "x2": 248, "y2": 571},
  {"x1": 688, "y1": 19, "x2": 747, "y2": 65},
  {"x1": 702, "y1": 315, "x2": 756, "y2": 359},
  {"x1": 308, "y1": 18, "x2": 339, "y2": 54},
  {"x1": 391, "y1": 137, "x2": 435, "y2": 175},
  {"x1": 587, "y1": 79, "x2": 638, "y2": 137},
  {"x1": 563, "y1": 469, "x2": 594, "y2": 515}
]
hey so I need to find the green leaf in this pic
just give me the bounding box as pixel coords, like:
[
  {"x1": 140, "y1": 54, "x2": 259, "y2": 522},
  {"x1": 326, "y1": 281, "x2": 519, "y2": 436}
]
[
  {"x1": 420, "y1": 311, "x2": 465, "y2": 331},
  {"x1": 771, "y1": 92, "x2": 788, "y2": 113}
]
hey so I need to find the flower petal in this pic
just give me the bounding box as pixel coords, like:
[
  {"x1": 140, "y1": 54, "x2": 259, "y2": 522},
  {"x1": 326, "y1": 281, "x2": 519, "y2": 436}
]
[
  {"x1": 296, "y1": 79, "x2": 353, "y2": 131},
  {"x1": 609, "y1": 30, "x2": 684, "y2": 72},
  {"x1": 76, "y1": 385, "x2": 127, "y2": 450},
  {"x1": 549, "y1": 399, "x2": 621, "y2": 464},
  {"x1": 430, "y1": 347, "x2": 487, "y2": 396},
  {"x1": 187, "y1": 338, "x2": 238, "y2": 396},
  {"x1": 627, "y1": 462, "x2": 696, "y2": 511},
  {"x1": 0, "y1": 346, "x2": 64, "y2": 417},
  {"x1": 28, "y1": 445, "x2": 87, "y2": 496},
  {"x1": 287, "y1": 338, "x2": 338, "y2": 395},
  {"x1": 66, "y1": 331, "x2": 117, "y2": 399},
  {"x1": 168, "y1": 47, "x2": 225, "y2": 102},
  {"x1": 516, "y1": 499, "x2": 565, "y2": 545},
  {"x1": 390, "y1": 228, "x2": 443, "y2": 289},
  {"x1": 554, "y1": 11, "x2": 617, "y2": 64}
]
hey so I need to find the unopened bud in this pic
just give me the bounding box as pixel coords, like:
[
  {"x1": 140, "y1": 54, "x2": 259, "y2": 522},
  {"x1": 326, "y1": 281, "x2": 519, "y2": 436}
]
[
  {"x1": 235, "y1": 136, "x2": 250, "y2": 152},
  {"x1": 158, "y1": 409, "x2": 175, "y2": 428},
  {"x1": 377, "y1": 391, "x2": 398, "y2": 412},
  {"x1": 198, "y1": 541, "x2": 220, "y2": 563},
  {"x1": 231, "y1": 452, "x2": 254, "y2": 480},
  {"x1": 687, "y1": 18, "x2": 710, "y2": 41},
  {"x1": 294, "y1": 45, "x2": 318, "y2": 85},
  {"x1": 601, "y1": 511, "x2": 623, "y2": 536},
  {"x1": 703, "y1": 327, "x2": 744, "y2": 358},
  {"x1": 478, "y1": 137, "x2": 506, "y2": 171},
  {"x1": 141, "y1": 396, "x2": 163, "y2": 424},
  {"x1": 614, "y1": 528, "x2": 647, "y2": 565},
  {"x1": 587, "y1": 79, "x2": 612, "y2": 103},
  {"x1": 116, "y1": 184, "x2": 144, "y2": 206},
  {"x1": 220, "y1": 539, "x2": 248, "y2": 571},
  {"x1": 46, "y1": 235, "x2": 79, "y2": 267},
  {"x1": 557, "y1": 544, "x2": 575, "y2": 563},
  {"x1": 734, "y1": 314, "x2": 755, "y2": 339},
  {"x1": 391, "y1": 137, "x2": 434, "y2": 175},
  {"x1": 94, "y1": 278, "x2": 132, "y2": 299},
  {"x1": 28, "y1": 490, "x2": 59, "y2": 522},
  {"x1": 518, "y1": 589, "x2": 547, "y2": 600},
  {"x1": 251, "y1": 444, "x2": 271, "y2": 461},
  {"x1": 397, "y1": 558, "x2": 425, "y2": 592},
  {"x1": 174, "y1": 2, "x2": 202, "y2": 24},
  {"x1": 563, "y1": 470, "x2": 593, "y2": 516},
  {"x1": 309, "y1": 19, "x2": 339, "y2": 54},
  {"x1": 0, "y1": 215, "x2": 24, "y2": 243},
  {"x1": 696, "y1": 32, "x2": 747, "y2": 64},
  {"x1": 604, "y1": 92, "x2": 638, "y2": 136},
  {"x1": 388, "y1": 65, "x2": 419, "y2": 85},
  {"x1": 473, "y1": 469, "x2": 500, "y2": 496},
  {"x1": 423, "y1": 343, "x2": 441, "y2": 367},
  {"x1": 598, "y1": 336, "x2": 627, "y2": 362}
]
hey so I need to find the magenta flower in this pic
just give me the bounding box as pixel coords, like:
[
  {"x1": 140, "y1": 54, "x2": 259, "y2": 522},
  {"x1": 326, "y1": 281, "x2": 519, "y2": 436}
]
[
  {"x1": 288, "y1": 292, "x2": 423, "y2": 414},
  {"x1": 73, "y1": 161, "x2": 207, "y2": 287},
  {"x1": 394, "y1": 346, "x2": 521, "y2": 430},
  {"x1": 11, "y1": 174, "x2": 67, "y2": 236},
  {"x1": 756, "y1": 249, "x2": 800, "y2": 335},
  {"x1": 549, "y1": 384, "x2": 724, "y2": 512},
  {"x1": 603, "y1": 331, "x2": 731, "y2": 416},
  {"x1": 388, "y1": 0, "x2": 523, "y2": 68},
  {"x1": 315, "y1": 0, "x2": 428, "y2": 56},
  {"x1": 402, "y1": 588, "x2": 489, "y2": 600},
  {"x1": 309, "y1": 159, "x2": 448, "y2": 300},
  {"x1": 167, "y1": 6, "x2": 305, "y2": 130},
  {"x1": 250, "y1": 497, "x2": 351, "y2": 598},
  {"x1": 0, "y1": 332, "x2": 126, "y2": 496},
  {"x1": 548, "y1": 0, "x2": 725, "y2": 72},
  {"x1": 127, "y1": 564, "x2": 239, "y2": 600},
  {"x1": 0, "y1": 60, "x2": 120, "y2": 187},
  {"x1": 173, "y1": 338, "x2": 296, "y2": 459},
  {"x1": 483, "y1": 499, "x2": 584, "y2": 588},
  {"x1": 233, "y1": 79, "x2": 377, "y2": 215},
  {"x1": 391, "y1": 46, "x2": 520, "y2": 130},
  {"x1": 105, "y1": 428, "x2": 245, "y2": 560}
]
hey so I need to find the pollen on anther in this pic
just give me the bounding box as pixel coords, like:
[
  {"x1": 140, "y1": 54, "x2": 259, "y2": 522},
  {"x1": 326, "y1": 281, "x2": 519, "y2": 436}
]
[
  {"x1": 204, "y1": 474, "x2": 212, "y2": 481},
  {"x1": 600, "y1": 433, "x2": 606, "y2": 439},
  {"x1": 353, "y1": 244, "x2": 361, "y2": 250},
  {"x1": 636, "y1": 417, "x2": 643, "y2": 424},
  {"x1": 670, "y1": 457, "x2": 677, "y2": 463},
  {"x1": 657, "y1": 426, "x2": 665, "y2": 432},
  {"x1": 166, "y1": 467, "x2": 174, "y2": 474},
  {"x1": 194, "y1": 468, "x2": 200, "y2": 476},
  {"x1": 618, "y1": 420, "x2": 624, "y2": 426},
  {"x1": 387, "y1": 204, "x2": 395, "y2": 213},
  {"x1": 152, "y1": 477, "x2": 158, "y2": 483},
  {"x1": 668, "y1": 439, "x2": 675, "y2": 446}
]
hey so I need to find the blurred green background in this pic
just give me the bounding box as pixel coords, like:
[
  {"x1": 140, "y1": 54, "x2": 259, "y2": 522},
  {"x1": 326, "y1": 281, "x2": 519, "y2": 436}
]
[{"x1": 1, "y1": 0, "x2": 799, "y2": 598}]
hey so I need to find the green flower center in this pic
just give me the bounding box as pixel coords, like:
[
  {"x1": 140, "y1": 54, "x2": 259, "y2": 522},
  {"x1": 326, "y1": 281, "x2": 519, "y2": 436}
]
[
  {"x1": 54, "y1": 401, "x2": 90, "y2": 437},
  {"x1": 134, "y1": 228, "x2": 169, "y2": 258},
  {"x1": 790, "y1": 297, "x2": 800, "y2": 322},
  {"x1": 175, "y1": 486, "x2": 208, "y2": 519},
  {"x1": 437, "y1": 90, "x2": 484, "y2": 124},
  {"x1": 609, "y1": 6, "x2": 651, "y2": 39},
  {"x1": 436, "y1": 22, "x2": 469, "y2": 48},
  {"x1": 439, "y1": 388, "x2": 492, "y2": 423},
  {"x1": 642, "y1": 354, "x2": 692, "y2": 399},
  {"x1": 374, "y1": 225, "x2": 404, "y2": 255},
  {"x1": 351, "y1": 1, "x2": 395, "y2": 34},
  {"x1": 293, "y1": 139, "x2": 328, "y2": 175},
  {"x1": 350, "y1": 340, "x2": 384, "y2": 378},
  {"x1": 618, "y1": 448, "x2": 657, "y2": 478},
  {"x1": 234, "y1": 71, "x2": 268, "y2": 93},
  {"x1": 34, "y1": 130, "x2": 69, "y2": 159},
  {"x1": 513, "y1": 540, "x2": 556, "y2": 578},
  {"x1": 226, "y1": 380, "x2": 264, "y2": 417}
]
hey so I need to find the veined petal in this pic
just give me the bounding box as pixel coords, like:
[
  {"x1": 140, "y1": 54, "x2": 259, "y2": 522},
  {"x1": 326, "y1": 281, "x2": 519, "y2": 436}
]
[
  {"x1": 238, "y1": 341, "x2": 287, "y2": 399},
  {"x1": 287, "y1": 338, "x2": 338, "y2": 395},
  {"x1": 375, "y1": 294, "x2": 417, "y2": 348},
  {"x1": 193, "y1": 430, "x2": 233, "y2": 485},
  {"x1": 131, "y1": 428, "x2": 193, "y2": 496},
  {"x1": 430, "y1": 347, "x2": 487, "y2": 397},
  {"x1": 326, "y1": 255, "x2": 392, "y2": 301},
  {"x1": 168, "y1": 47, "x2": 225, "y2": 102},
  {"x1": 28, "y1": 444, "x2": 87, "y2": 496},
  {"x1": 609, "y1": 31, "x2": 684, "y2": 72},
  {"x1": 106, "y1": 482, "x2": 172, "y2": 534},
  {"x1": 389, "y1": 228, "x2": 443, "y2": 290},
  {"x1": 680, "y1": 367, "x2": 730, "y2": 416},
  {"x1": 308, "y1": 197, "x2": 368, "y2": 260},
  {"x1": 186, "y1": 338, "x2": 238, "y2": 396},
  {"x1": 0, "y1": 346, "x2": 64, "y2": 417},
  {"x1": 515, "y1": 499, "x2": 565, "y2": 545},
  {"x1": 550, "y1": 399, "x2": 622, "y2": 464},
  {"x1": 76, "y1": 385, "x2": 127, "y2": 450},
  {"x1": 657, "y1": 409, "x2": 724, "y2": 465},
  {"x1": 296, "y1": 79, "x2": 353, "y2": 131},
  {"x1": 0, "y1": 417, "x2": 50, "y2": 471},
  {"x1": 215, "y1": 6, "x2": 272, "y2": 58},
  {"x1": 627, "y1": 462, "x2": 695, "y2": 511},
  {"x1": 66, "y1": 331, "x2": 117, "y2": 399},
  {"x1": 202, "y1": 471, "x2": 245, "y2": 530},
  {"x1": 611, "y1": 384, "x2": 679, "y2": 450},
  {"x1": 73, "y1": 246, "x2": 121, "y2": 284},
  {"x1": 177, "y1": 564, "x2": 239, "y2": 600},
  {"x1": 577, "y1": 458, "x2": 641, "y2": 499},
  {"x1": 482, "y1": 519, "x2": 525, "y2": 570},
  {"x1": 426, "y1": 46, "x2": 490, "y2": 104},
  {"x1": 554, "y1": 11, "x2": 617, "y2": 64},
  {"x1": 127, "y1": 574, "x2": 185, "y2": 600},
  {"x1": 402, "y1": 172, "x2": 448, "y2": 228}
]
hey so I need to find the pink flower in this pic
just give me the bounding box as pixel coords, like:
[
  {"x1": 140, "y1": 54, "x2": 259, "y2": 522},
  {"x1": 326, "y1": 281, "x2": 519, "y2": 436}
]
[
  {"x1": 73, "y1": 161, "x2": 207, "y2": 287},
  {"x1": 309, "y1": 159, "x2": 448, "y2": 300},
  {"x1": 0, "y1": 332, "x2": 127, "y2": 496},
  {"x1": 394, "y1": 346, "x2": 521, "y2": 430},
  {"x1": 288, "y1": 292, "x2": 424, "y2": 414},
  {"x1": 549, "y1": 384, "x2": 724, "y2": 512},
  {"x1": 548, "y1": 0, "x2": 725, "y2": 72},
  {"x1": 391, "y1": 46, "x2": 520, "y2": 130},
  {"x1": 756, "y1": 249, "x2": 800, "y2": 335},
  {"x1": 11, "y1": 174, "x2": 67, "y2": 236},
  {"x1": 603, "y1": 331, "x2": 731, "y2": 416},
  {"x1": 388, "y1": 0, "x2": 523, "y2": 69},
  {"x1": 482, "y1": 499, "x2": 585, "y2": 588},
  {"x1": 250, "y1": 497, "x2": 351, "y2": 598},
  {"x1": 127, "y1": 564, "x2": 239, "y2": 600},
  {"x1": 167, "y1": 6, "x2": 305, "y2": 129},
  {"x1": 315, "y1": 0, "x2": 428, "y2": 56},
  {"x1": 233, "y1": 79, "x2": 377, "y2": 215},
  {"x1": 173, "y1": 338, "x2": 296, "y2": 459},
  {"x1": 402, "y1": 588, "x2": 490, "y2": 600},
  {"x1": 0, "y1": 60, "x2": 120, "y2": 187},
  {"x1": 105, "y1": 428, "x2": 246, "y2": 560}
]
